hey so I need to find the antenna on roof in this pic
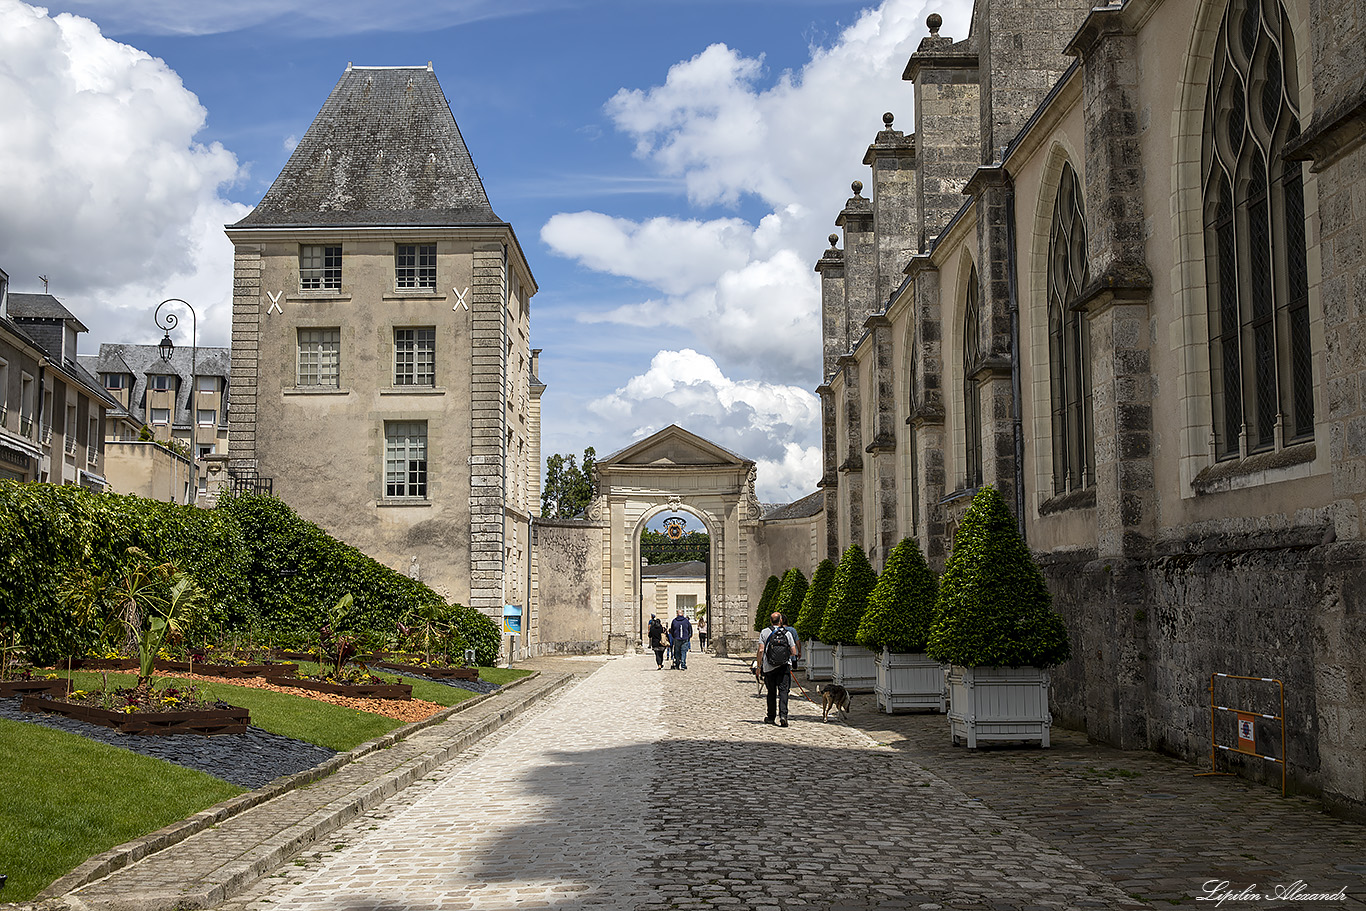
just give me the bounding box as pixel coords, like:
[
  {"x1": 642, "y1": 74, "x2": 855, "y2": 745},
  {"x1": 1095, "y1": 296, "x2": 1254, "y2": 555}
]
[{"x1": 38, "y1": 275, "x2": 48, "y2": 293}]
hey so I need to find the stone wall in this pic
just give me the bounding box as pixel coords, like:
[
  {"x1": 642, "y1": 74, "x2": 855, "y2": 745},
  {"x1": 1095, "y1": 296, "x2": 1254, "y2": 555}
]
[
  {"x1": 1043, "y1": 538, "x2": 1366, "y2": 817},
  {"x1": 530, "y1": 519, "x2": 606, "y2": 655}
]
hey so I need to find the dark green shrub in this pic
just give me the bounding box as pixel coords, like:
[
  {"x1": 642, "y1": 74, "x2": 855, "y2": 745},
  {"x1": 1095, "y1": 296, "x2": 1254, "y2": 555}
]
[
  {"x1": 820, "y1": 545, "x2": 877, "y2": 645},
  {"x1": 857, "y1": 536, "x2": 937, "y2": 653},
  {"x1": 448, "y1": 602, "x2": 501, "y2": 667},
  {"x1": 926, "y1": 485, "x2": 1071, "y2": 668},
  {"x1": 775, "y1": 567, "x2": 808, "y2": 628},
  {"x1": 752, "y1": 574, "x2": 781, "y2": 632},
  {"x1": 794, "y1": 559, "x2": 836, "y2": 641}
]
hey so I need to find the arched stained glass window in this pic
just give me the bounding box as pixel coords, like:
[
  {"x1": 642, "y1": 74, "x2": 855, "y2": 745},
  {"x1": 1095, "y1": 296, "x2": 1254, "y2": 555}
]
[
  {"x1": 1048, "y1": 163, "x2": 1095, "y2": 495},
  {"x1": 1203, "y1": 0, "x2": 1313, "y2": 460},
  {"x1": 964, "y1": 265, "x2": 983, "y2": 489}
]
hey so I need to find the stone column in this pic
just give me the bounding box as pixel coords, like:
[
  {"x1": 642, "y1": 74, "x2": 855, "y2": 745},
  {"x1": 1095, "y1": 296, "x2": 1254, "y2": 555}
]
[
  {"x1": 816, "y1": 382, "x2": 840, "y2": 561},
  {"x1": 904, "y1": 14, "x2": 980, "y2": 251},
  {"x1": 863, "y1": 113, "x2": 918, "y2": 307},
  {"x1": 963, "y1": 165, "x2": 1019, "y2": 515},
  {"x1": 227, "y1": 244, "x2": 261, "y2": 473},
  {"x1": 837, "y1": 182, "x2": 877, "y2": 348},
  {"x1": 836, "y1": 354, "x2": 864, "y2": 553},
  {"x1": 1067, "y1": 13, "x2": 1155, "y2": 560},
  {"x1": 469, "y1": 245, "x2": 509, "y2": 613},
  {"x1": 815, "y1": 236, "x2": 846, "y2": 383},
  {"x1": 864, "y1": 314, "x2": 898, "y2": 567},
  {"x1": 905, "y1": 256, "x2": 948, "y2": 566}
]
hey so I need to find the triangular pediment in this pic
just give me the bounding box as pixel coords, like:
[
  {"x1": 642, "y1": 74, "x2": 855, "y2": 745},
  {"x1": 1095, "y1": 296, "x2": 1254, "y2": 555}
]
[{"x1": 601, "y1": 425, "x2": 750, "y2": 468}]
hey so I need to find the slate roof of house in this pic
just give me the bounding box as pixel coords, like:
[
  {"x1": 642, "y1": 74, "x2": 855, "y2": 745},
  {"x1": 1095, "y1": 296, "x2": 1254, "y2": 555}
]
[
  {"x1": 7, "y1": 292, "x2": 89, "y2": 332},
  {"x1": 80, "y1": 344, "x2": 231, "y2": 427},
  {"x1": 642, "y1": 561, "x2": 707, "y2": 579},
  {"x1": 763, "y1": 490, "x2": 824, "y2": 521},
  {"x1": 233, "y1": 65, "x2": 500, "y2": 228}
]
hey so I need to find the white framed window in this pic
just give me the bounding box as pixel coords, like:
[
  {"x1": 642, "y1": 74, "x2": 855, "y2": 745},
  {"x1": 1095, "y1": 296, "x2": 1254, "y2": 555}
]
[
  {"x1": 300, "y1": 244, "x2": 342, "y2": 291},
  {"x1": 395, "y1": 244, "x2": 436, "y2": 289},
  {"x1": 394, "y1": 328, "x2": 436, "y2": 386},
  {"x1": 196, "y1": 376, "x2": 218, "y2": 393},
  {"x1": 148, "y1": 374, "x2": 175, "y2": 391},
  {"x1": 151, "y1": 408, "x2": 170, "y2": 424},
  {"x1": 103, "y1": 373, "x2": 125, "y2": 390},
  {"x1": 297, "y1": 328, "x2": 340, "y2": 387},
  {"x1": 197, "y1": 409, "x2": 217, "y2": 426},
  {"x1": 198, "y1": 443, "x2": 215, "y2": 458},
  {"x1": 385, "y1": 421, "x2": 427, "y2": 498}
]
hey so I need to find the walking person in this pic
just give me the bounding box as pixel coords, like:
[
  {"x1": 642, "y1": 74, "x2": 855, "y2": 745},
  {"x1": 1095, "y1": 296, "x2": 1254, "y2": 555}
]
[
  {"x1": 697, "y1": 618, "x2": 708, "y2": 650},
  {"x1": 669, "y1": 608, "x2": 693, "y2": 669},
  {"x1": 757, "y1": 612, "x2": 798, "y2": 726},
  {"x1": 647, "y1": 613, "x2": 667, "y2": 669}
]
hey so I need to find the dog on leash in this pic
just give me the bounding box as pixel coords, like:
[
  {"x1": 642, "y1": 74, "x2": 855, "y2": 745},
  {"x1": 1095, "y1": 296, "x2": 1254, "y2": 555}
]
[
  {"x1": 748, "y1": 659, "x2": 765, "y2": 695},
  {"x1": 817, "y1": 683, "x2": 850, "y2": 722}
]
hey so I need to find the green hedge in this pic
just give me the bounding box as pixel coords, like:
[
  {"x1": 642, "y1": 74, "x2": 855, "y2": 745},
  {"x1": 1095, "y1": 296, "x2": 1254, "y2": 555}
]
[
  {"x1": 794, "y1": 559, "x2": 836, "y2": 641},
  {"x1": 926, "y1": 485, "x2": 1070, "y2": 668},
  {"x1": 752, "y1": 574, "x2": 782, "y2": 632},
  {"x1": 820, "y1": 545, "x2": 877, "y2": 645},
  {"x1": 0, "y1": 483, "x2": 251, "y2": 663},
  {"x1": 774, "y1": 567, "x2": 808, "y2": 629},
  {"x1": 0, "y1": 484, "x2": 501, "y2": 667},
  {"x1": 857, "y1": 536, "x2": 937, "y2": 653}
]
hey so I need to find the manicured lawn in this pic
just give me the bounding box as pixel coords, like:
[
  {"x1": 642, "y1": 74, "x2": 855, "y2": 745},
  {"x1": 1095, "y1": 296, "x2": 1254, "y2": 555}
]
[{"x1": 0, "y1": 717, "x2": 243, "y2": 901}]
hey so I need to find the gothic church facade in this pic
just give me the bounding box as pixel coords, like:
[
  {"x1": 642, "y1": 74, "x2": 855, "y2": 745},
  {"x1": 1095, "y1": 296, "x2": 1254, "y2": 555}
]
[{"x1": 817, "y1": 0, "x2": 1365, "y2": 815}]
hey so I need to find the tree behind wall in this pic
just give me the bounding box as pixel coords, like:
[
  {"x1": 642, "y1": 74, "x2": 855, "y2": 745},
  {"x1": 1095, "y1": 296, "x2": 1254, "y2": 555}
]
[{"x1": 541, "y1": 448, "x2": 596, "y2": 518}]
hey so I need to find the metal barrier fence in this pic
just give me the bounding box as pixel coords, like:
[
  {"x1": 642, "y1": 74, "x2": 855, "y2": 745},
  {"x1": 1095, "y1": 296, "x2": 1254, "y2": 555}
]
[{"x1": 1199, "y1": 672, "x2": 1286, "y2": 796}]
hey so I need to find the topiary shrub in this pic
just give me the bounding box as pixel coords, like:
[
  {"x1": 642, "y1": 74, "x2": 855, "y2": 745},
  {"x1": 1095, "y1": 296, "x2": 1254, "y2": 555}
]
[
  {"x1": 927, "y1": 484, "x2": 1071, "y2": 668},
  {"x1": 447, "y1": 602, "x2": 502, "y2": 667},
  {"x1": 794, "y1": 559, "x2": 836, "y2": 641},
  {"x1": 753, "y1": 574, "x2": 782, "y2": 632},
  {"x1": 820, "y1": 545, "x2": 877, "y2": 645},
  {"x1": 774, "y1": 567, "x2": 808, "y2": 628},
  {"x1": 857, "y1": 536, "x2": 937, "y2": 653}
]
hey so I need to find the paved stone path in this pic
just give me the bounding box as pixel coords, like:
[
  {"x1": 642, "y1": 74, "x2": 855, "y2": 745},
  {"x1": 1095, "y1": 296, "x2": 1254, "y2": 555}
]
[{"x1": 210, "y1": 651, "x2": 1364, "y2": 911}]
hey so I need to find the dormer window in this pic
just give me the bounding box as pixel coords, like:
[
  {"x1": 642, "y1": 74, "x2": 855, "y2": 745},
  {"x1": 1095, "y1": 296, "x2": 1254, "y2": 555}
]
[
  {"x1": 103, "y1": 374, "x2": 126, "y2": 390},
  {"x1": 148, "y1": 375, "x2": 175, "y2": 392},
  {"x1": 395, "y1": 244, "x2": 436, "y2": 290},
  {"x1": 300, "y1": 245, "x2": 342, "y2": 291}
]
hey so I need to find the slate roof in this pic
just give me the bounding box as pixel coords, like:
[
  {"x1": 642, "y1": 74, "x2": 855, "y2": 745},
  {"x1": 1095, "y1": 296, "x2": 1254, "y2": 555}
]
[
  {"x1": 763, "y1": 491, "x2": 824, "y2": 521},
  {"x1": 80, "y1": 344, "x2": 231, "y2": 427},
  {"x1": 7, "y1": 292, "x2": 89, "y2": 332},
  {"x1": 642, "y1": 561, "x2": 707, "y2": 579},
  {"x1": 233, "y1": 65, "x2": 501, "y2": 228}
]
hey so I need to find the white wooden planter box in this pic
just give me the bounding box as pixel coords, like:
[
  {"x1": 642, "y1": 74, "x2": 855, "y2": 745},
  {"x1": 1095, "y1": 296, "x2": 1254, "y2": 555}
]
[
  {"x1": 874, "y1": 649, "x2": 946, "y2": 713},
  {"x1": 804, "y1": 640, "x2": 834, "y2": 681},
  {"x1": 946, "y1": 665, "x2": 1051, "y2": 747},
  {"x1": 832, "y1": 644, "x2": 877, "y2": 693}
]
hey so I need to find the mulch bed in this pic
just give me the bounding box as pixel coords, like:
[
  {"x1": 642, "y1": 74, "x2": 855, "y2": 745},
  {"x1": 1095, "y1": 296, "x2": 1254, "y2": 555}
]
[{"x1": 21, "y1": 696, "x2": 250, "y2": 735}]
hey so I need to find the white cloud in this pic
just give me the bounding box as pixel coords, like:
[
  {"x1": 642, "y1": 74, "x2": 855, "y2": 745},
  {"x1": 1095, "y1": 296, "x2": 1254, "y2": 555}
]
[
  {"x1": 590, "y1": 349, "x2": 821, "y2": 501},
  {"x1": 0, "y1": 1, "x2": 247, "y2": 347},
  {"x1": 544, "y1": 0, "x2": 974, "y2": 384}
]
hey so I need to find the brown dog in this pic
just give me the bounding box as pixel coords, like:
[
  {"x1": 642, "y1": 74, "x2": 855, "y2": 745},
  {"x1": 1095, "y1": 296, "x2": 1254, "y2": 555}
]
[{"x1": 818, "y1": 683, "x2": 850, "y2": 722}]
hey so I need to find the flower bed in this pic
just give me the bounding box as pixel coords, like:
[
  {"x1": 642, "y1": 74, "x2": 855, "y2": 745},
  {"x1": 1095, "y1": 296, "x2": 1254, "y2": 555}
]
[
  {"x1": 275, "y1": 678, "x2": 412, "y2": 700},
  {"x1": 20, "y1": 693, "x2": 249, "y2": 735},
  {"x1": 0, "y1": 678, "x2": 68, "y2": 698},
  {"x1": 61, "y1": 658, "x2": 297, "y2": 678},
  {"x1": 375, "y1": 661, "x2": 479, "y2": 681}
]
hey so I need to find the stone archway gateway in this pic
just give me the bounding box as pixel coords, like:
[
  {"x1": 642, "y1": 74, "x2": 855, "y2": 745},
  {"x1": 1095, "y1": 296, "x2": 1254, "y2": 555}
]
[{"x1": 529, "y1": 425, "x2": 776, "y2": 658}]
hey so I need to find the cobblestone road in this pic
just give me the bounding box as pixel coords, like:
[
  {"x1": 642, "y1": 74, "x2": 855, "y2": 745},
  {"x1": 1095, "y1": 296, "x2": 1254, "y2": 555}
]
[{"x1": 218, "y1": 652, "x2": 1364, "y2": 911}]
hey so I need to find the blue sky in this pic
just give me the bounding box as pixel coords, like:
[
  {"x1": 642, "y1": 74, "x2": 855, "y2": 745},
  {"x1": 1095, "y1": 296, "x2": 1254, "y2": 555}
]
[{"x1": 0, "y1": 0, "x2": 972, "y2": 502}]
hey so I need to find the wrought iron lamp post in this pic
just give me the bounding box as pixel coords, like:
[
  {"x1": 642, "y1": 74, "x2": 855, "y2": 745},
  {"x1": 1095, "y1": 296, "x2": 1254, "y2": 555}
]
[{"x1": 154, "y1": 298, "x2": 197, "y2": 504}]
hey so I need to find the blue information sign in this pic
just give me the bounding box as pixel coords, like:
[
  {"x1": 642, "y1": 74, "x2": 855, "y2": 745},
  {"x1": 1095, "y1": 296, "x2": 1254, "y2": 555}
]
[{"x1": 502, "y1": 604, "x2": 522, "y2": 635}]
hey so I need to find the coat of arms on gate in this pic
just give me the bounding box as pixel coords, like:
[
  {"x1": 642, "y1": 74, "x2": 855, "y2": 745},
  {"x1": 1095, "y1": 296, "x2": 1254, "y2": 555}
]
[{"x1": 663, "y1": 516, "x2": 686, "y2": 540}]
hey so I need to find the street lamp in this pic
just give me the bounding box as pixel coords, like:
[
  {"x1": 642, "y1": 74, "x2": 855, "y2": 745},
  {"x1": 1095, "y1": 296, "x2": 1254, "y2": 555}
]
[{"x1": 154, "y1": 298, "x2": 197, "y2": 504}]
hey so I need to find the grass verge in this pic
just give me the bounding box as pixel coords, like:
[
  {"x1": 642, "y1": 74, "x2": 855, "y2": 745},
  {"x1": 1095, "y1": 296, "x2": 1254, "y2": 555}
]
[{"x1": 0, "y1": 717, "x2": 243, "y2": 901}]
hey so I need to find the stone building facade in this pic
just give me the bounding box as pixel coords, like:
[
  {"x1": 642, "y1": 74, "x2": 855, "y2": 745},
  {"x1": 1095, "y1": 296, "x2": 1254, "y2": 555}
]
[
  {"x1": 816, "y1": 0, "x2": 1366, "y2": 816},
  {"x1": 0, "y1": 276, "x2": 115, "y2": 490},
  {"x1": 225, "y1": 64, "x2": 543, "y2": 612}
]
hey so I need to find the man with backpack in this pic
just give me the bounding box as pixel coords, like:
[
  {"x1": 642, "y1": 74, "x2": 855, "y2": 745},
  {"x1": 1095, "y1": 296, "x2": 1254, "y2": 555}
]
[
  {"x1": 669, "y1": 608, "x2": 693, "y2": 669},
  {"x1": 756, "y1": 611, "x2": 798, "y2": 726}
]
